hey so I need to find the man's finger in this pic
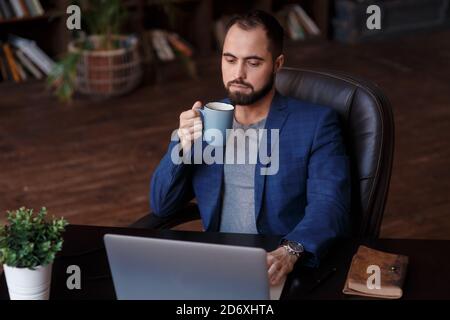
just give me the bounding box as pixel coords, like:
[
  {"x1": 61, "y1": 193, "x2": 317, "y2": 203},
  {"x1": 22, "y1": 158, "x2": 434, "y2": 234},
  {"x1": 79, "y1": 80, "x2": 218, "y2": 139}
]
[
  {"x1": 180, "y1": 117, "x2": 202, "y2": 128},
  {"x1": 267, "y1": 255, "x2": 275, "y2": 268},
  {"x1": 268, "y1": 264, "x2": 275, "y2": 278},
  {"x1": 192, "y1": 101, "x2": 202, "y2": 110},
  {"x1": 192, "y1": 131, "x2": 202, "y2": 141},
  {"x1": 178, "y1": 127, "x2": 190, "y2": 138},
  {"x1": 271, "y1": 272, "x2": 286, "y2": 286},
  {"x1": 268, "y1": 262, "x2": 280, "y2": 279},
  {"x1": 271, "y1": 264, "x2": 286, "y2": 285},
  {"x1": 180, "y1": 110, "x2": 199, "y2": 120},
  {"x1": 271, "y1": 276, "x2": 280, "y2": 286},
  {"x1": 192, "y1": 101, "x2": 203, "y2": 118},
  {"x1": 187, "y1": 123, "x2": 203, "y2": 134},
  {"x1": 270, "y1": 272, "x2": 281, "y2": 286}
]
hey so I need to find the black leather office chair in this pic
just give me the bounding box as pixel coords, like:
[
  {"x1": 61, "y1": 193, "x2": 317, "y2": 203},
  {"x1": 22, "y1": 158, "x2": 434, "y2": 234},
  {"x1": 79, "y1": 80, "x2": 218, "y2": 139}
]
[{"x1": 131, "y1": 68, "x2": 395, "y2": 240}]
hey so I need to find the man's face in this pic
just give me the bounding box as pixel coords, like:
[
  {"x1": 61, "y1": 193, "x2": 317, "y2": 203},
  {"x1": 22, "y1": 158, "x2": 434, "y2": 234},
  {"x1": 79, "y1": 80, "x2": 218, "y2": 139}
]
[{"x1": 222, "y1": 24, "x2": 282, "y2": 105}]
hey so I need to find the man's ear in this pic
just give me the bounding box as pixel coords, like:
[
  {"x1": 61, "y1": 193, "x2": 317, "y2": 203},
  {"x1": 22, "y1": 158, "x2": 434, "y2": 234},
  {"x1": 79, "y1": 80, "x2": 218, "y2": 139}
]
[{"x1": 274, "y1": 54, "x2": 285, "y2": 72}]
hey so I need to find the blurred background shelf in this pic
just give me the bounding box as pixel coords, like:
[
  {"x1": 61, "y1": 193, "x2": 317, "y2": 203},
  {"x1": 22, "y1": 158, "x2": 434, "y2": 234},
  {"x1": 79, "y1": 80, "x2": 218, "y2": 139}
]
[
  {"x1": 0, "y1": 0, "x2": 329, "y2": 86},
  {"x1": 122, "y1": 0, "x2": 330, "y2": 57},
  {"x1": 0, "y1": 0, "x2": 70, "y2": 57},
  {"x1": 0, "y1": 10, "x2": 63, "y2": 25},
  {"x1": 3, "y1": 0, "x2": 450, "y2": 65}
]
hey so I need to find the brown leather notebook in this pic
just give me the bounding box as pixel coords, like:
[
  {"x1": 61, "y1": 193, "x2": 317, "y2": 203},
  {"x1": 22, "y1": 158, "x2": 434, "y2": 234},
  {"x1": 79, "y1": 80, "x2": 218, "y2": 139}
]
[{"x1": 343, "y1": 245, "x2": 409, "y2": 299}]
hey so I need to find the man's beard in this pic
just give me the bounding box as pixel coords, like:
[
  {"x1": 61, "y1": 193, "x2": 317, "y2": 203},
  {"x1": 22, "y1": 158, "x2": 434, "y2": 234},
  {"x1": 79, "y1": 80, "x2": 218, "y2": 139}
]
[{"x1": 226, "y1": 72, "x2": 275, "y2": 106}]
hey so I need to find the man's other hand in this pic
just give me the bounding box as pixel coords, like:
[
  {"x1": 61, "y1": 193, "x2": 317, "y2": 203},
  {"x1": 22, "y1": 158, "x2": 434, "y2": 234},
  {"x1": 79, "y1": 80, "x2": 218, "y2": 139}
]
[{"x1": 267, "y1": 246, "x2": 299, "y2": 285}]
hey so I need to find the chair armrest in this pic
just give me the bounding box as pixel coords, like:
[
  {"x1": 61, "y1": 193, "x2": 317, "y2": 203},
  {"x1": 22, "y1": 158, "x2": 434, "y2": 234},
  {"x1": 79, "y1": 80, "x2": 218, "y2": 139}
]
[{"x1": 129, "y1": 202, "x2": 201, "y2": 230}]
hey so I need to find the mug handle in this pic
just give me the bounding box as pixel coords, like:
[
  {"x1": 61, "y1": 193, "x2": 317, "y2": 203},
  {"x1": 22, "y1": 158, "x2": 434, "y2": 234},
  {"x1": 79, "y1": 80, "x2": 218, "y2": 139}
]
[{"x1": 198, "y1": 107, "x2": 205, "y2": 123}]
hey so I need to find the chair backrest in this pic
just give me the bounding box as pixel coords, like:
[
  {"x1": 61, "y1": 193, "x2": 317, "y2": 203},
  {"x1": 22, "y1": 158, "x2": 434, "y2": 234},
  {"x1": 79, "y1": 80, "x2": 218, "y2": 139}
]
[{"x1": 276, "y1": 68, "x2": 395, "y2": 239}]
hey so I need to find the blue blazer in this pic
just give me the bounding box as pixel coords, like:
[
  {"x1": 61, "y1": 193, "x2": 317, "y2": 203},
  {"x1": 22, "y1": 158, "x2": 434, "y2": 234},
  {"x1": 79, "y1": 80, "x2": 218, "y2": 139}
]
[{"x1": 150, "y1": 92, "x2": 351, "y2": 267}]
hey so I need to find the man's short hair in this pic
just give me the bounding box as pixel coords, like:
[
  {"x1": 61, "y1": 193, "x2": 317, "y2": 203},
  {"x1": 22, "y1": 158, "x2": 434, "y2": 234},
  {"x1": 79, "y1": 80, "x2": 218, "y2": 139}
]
[{"x1": 225, "y1": 10, "x2": 284, "y2": 59}]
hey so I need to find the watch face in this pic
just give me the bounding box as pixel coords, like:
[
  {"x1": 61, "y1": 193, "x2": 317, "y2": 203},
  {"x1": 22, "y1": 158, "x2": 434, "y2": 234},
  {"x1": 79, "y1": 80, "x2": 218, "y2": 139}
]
[{"x1": 288, "y1": 241, "x2": 304, "y2": 253}]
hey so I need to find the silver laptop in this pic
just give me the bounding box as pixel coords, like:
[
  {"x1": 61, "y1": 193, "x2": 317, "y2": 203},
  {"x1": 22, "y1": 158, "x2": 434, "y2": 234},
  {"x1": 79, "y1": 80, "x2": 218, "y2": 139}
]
[{"x1": 104, "y1": 234, "x2": 284, "y2": 300}]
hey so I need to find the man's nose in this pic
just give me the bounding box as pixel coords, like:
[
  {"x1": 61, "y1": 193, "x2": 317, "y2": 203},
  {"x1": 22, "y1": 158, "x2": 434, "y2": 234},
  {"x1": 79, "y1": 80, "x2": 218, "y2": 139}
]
[{"x1": 234, "y1": 61, "x2": 246, "y2": 79}]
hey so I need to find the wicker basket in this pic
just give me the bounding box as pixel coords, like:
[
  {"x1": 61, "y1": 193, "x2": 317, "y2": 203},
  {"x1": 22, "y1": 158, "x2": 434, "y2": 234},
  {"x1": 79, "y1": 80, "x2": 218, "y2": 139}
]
[{"x1": 68, "y1": 35, "x2": 142, "y2": 97}]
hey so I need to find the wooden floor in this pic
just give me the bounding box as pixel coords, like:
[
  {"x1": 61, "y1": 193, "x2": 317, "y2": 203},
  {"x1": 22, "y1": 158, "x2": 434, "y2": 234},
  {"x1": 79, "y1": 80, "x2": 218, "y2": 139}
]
[{"x1": 1, "y1": 30, "x2": 449, "y2": 239}]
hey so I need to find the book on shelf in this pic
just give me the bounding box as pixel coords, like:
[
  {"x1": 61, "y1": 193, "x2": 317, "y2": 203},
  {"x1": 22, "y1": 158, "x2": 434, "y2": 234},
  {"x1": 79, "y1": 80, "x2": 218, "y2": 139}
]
[
  {"x1": 145, "y1": 29, "x2": 194, "y2": 63},
  {"x1": 0, "y1": 42, "x2": 21, "y2": 82},
  {"x1": 2, "y1": 42, "x2": 21, "y2": 82},
  {"x1": 151, "y1": 30, "x2": 175, "y2": 62},
  {"x1": 0, "y1": 0, "x2": 14, "y2": 19},
  {"x1": 275, "y1": 5, "x2": 321, "y2": 42},
  {"x1": 19, "y1": 0, "x2": 30, "y2": 16},
  {"x1": 287, "y1": 8, "x2": 305, "y2": 40},
  {"x1": 0, "y1": 36, "x2": 53, "y2": 83},
  {"x1": 212, "y1": 7, "x2": 320, "y2": 49},
  {"x1": 9, "y1": 0, "x2": 25, "y2": 18},
  {"x1": 25, "y1": 0, "x2": 43, "y2": 16},
  {"x1": 166, "y1": 33, "x2": 193, "y2": 58},
  {"x1": 0, "y1": 0, "x2": 44, "y2": 20},
  {"x1": 9, "y1": 34, "x2": 55, "y2": 75},
  {"x1": 14, "y1": 52, "x2": 27, "y2": 81},
  {"x1": 14, "y1": 48, "x2": 43, "y2": 79},
  {"x1": 32, "y1": 0, "x2": 44, "y2": 15},
  {"x1": 292, "y1": 4, "x2": 321, "y2": 36}
]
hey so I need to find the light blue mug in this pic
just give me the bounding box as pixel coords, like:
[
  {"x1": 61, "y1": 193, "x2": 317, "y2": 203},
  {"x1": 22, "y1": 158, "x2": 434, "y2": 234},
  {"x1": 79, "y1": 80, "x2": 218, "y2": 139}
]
[{"x1": 198, "y1": 102, "x2": 235, "y2": 147}]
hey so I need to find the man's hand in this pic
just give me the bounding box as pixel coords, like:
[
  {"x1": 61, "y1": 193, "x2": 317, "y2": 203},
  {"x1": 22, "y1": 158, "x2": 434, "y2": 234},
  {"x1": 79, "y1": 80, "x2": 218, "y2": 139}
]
[
  {"x1": 267, "y1": 246, "x2": 299, "y2": 285},
  {"x1": 177, "y1": 101, "x2": 203, "y2": 152}
]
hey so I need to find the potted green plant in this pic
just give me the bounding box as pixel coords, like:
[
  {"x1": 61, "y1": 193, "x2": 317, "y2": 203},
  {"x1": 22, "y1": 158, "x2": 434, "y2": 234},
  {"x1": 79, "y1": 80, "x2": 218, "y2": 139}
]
[
  {"x1": 0, "y1": 207, "x2": 68, "y2": 300},
  {"x1": 49, "y1": 0, "x2": 197, "y2": 102},
  {"x1": 48, "y1": 0, "x2": 142, "y2": 101}
]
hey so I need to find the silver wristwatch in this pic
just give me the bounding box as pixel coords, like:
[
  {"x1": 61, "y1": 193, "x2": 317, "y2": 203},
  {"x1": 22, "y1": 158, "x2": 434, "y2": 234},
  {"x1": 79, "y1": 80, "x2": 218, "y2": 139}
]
[{"x1": 281, "y1": 240, "x2": 304, "y2": 257}]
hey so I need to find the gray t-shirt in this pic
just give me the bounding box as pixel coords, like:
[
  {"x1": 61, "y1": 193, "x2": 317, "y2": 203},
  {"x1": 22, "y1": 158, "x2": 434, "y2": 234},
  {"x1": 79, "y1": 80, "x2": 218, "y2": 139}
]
[{"x1": 219, "y1": 116, "x2": 267, "y2": 234}]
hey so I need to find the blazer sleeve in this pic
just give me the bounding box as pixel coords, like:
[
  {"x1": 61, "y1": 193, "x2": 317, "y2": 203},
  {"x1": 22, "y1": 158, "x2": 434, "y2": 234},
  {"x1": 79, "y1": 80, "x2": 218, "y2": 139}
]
[
  {"x1": 284, "y1": 108, "x2": 351, "y2": 267},
  {"x1": 149, "y1": 137, "x2": 195, "y2": 217}
]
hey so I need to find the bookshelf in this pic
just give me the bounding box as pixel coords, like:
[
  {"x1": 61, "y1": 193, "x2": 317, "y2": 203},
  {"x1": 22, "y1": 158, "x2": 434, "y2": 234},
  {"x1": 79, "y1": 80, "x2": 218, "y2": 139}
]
[
  {"x1": 128, "y1": 0, "x2": 330, "y2": 84},
  {"x1": 0, "y1": 10, "x2": 63, "y2": 25},
  {"x1": 127, "y1": 0, "x2": 331, "y2": 57},
  {"x1": 0, "y1": 0, "x2": 70, "y2": 57},
  {"x1": 0, "y1": 0, "x2": 330, "y2": 85}
]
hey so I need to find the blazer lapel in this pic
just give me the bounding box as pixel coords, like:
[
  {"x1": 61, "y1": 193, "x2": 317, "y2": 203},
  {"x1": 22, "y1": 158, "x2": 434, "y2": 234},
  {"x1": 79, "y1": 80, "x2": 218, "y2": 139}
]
[{"x1": 254, "y1": 92, "x2": 289, "y2": 224}]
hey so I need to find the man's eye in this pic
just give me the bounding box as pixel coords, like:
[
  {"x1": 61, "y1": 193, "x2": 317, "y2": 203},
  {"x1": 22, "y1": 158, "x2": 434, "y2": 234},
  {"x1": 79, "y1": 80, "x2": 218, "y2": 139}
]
[
  {"x1": 226, "y1": 58, "x2": 236, "y2": 64},
  {"x1": 248, "y1": 61, "x2": 261, "y2": 67}
]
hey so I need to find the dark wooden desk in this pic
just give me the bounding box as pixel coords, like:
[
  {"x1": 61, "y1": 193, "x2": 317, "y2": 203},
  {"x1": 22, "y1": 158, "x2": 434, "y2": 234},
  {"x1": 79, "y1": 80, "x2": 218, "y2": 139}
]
[{"x1": 1, "y1": 224, "x2": 449, "y2": 300}]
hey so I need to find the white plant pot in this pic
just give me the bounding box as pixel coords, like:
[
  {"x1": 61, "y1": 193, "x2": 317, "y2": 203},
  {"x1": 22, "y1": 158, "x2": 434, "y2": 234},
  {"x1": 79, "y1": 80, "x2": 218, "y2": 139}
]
[{"x1": 3, "y1": 263, "x2": 53, "y2": 300}]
